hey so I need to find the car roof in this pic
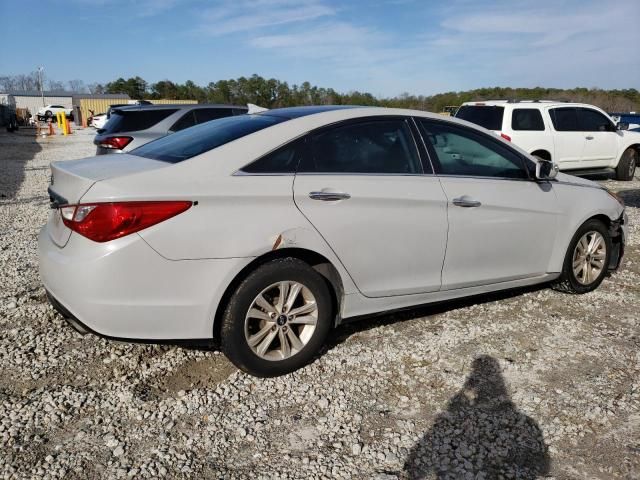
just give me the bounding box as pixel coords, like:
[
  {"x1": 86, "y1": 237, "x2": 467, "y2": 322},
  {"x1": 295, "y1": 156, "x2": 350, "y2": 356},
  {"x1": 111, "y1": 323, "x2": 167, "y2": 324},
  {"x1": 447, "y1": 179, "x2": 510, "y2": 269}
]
[
  {"x1": 257, "y1": 105, "x2": 362, "y2": 119},
  {"x1": 113, "y1": 103, "x2": 247, "y2": 113},
  {"x1": 459, "y1": 100, "x2": 602, "y2": 108}
]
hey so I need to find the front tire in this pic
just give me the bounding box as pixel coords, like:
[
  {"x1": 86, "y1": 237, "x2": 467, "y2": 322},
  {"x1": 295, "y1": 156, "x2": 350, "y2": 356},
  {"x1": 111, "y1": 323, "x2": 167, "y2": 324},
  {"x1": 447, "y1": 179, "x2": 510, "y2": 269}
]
[
  {"x1": 220, "y1": 258, "x2": 332, "y2": 377},
  {"x1": 552, "y1": 219, "x2": 611, "y2": 294},
  {"x1": 615, "y1": 148, "x2": 637, "y2": 181}
]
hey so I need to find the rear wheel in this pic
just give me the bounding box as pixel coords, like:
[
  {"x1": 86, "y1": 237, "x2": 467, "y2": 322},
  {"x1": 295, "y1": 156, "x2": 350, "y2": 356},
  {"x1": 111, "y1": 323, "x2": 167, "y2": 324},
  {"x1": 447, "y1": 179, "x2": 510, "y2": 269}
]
[
  {"x1": 615, "y1": 148, "x2": 637, "y2": 181},
  {"x1": 552, "y1": 219, "x2": 611, "y2": 294},
  {"x1": 220, "y1": 258, "x2": 332, "y2": 377}
]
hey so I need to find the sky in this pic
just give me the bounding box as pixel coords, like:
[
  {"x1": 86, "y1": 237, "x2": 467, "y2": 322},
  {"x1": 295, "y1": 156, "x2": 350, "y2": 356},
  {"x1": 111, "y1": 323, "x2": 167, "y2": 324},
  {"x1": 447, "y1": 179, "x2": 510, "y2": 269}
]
[{"x1": 1, "y1": 0, "x2": 639, "y2": 97}]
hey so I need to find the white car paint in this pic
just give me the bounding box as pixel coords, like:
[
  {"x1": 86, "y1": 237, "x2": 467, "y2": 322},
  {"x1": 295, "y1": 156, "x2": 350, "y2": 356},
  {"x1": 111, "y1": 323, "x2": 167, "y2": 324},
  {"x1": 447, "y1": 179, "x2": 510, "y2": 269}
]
[
  {"x1": 39, "y1": 107, "x2": 627, "y2": 340},
  {"x1": 90, "y1": 114, "x2": 107, "y2": 129},
  {"x1": 37, "y1": 104, "x2": 73, "y2": 117},
  {"x1": 456, "y1": 100, "x2": 640, "y2": 173}
]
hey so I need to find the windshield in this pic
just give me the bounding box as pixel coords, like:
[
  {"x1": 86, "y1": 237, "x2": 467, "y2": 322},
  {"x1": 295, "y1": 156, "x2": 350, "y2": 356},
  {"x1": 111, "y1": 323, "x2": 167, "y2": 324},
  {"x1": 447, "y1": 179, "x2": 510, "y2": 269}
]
[
  {"x1": 456, "y1": 105, "x2": 505, "y2": 131},
  {"x1": 131, "y1": 114, "x2": 286, "y2": 163}
]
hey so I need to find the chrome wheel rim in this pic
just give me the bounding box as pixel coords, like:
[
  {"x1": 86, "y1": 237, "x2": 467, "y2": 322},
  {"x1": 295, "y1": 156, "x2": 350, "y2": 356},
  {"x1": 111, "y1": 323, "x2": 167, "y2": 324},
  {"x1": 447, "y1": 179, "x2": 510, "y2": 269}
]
[
  {"x1": 244, "y1": 281, "x2": 318, "y2": 361},
  {"x1": 572, "y1": 231, "x2": 606, "y2": 285}
]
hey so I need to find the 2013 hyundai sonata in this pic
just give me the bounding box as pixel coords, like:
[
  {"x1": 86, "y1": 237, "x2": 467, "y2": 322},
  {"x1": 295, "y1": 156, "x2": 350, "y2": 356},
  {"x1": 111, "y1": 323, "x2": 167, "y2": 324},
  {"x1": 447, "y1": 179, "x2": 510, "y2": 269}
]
[{"x1": 39, "y1": 106, "x2": 628, "y2": 376}]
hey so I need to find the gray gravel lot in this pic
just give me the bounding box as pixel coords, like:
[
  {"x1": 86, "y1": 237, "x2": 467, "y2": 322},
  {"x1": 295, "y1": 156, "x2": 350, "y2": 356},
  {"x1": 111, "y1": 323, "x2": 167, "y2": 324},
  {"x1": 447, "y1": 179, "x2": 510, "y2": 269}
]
[{"x1": 1, "y1": 128, "x2": 639, "y2": 479}]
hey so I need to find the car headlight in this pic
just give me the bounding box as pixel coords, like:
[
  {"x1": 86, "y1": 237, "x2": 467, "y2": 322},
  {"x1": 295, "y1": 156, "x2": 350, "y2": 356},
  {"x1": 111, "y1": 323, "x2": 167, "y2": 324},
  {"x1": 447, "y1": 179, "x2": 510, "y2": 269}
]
[{"x1": 605, "y1": 188, "x2": 624, "y2": 207}]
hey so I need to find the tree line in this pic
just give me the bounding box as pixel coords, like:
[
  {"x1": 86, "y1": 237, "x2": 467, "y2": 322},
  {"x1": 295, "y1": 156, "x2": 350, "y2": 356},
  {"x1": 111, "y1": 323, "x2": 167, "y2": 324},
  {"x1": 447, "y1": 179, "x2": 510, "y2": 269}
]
[
  {"x1": 2, "y1": 72, "x2": 639, "y2": 112},
  {"x1": 101, "y1": 75, "x2": 640, "y2": 113}
]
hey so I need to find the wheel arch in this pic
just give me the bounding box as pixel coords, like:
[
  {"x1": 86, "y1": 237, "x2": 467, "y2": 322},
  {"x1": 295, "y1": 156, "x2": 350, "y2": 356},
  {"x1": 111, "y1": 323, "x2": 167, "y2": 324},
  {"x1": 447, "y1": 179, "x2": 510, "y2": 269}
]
[{"x1": 212, "y1": 247, "x2": 345, "y2": 342}]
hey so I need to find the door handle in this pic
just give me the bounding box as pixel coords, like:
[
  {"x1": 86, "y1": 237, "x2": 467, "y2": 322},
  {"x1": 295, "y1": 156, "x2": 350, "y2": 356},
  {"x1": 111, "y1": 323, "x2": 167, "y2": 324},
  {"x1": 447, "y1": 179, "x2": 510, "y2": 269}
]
[
  {"x1": 585, "y1": 135, "x2": 594, "y2": 140},
  {"x1": 309, "y1": 190, "x2": 351, "y2": 201},
  {"x1": 452, "y1": 195, "x2": 481, "y2": 208}
]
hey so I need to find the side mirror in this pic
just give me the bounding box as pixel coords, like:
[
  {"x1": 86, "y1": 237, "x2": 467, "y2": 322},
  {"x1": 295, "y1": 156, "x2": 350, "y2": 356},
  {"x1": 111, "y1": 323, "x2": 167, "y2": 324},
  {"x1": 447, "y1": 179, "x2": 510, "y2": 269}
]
[
  {"x1": 617, "y1": 122, "x2": 629, "y2": 131},
  {"x1": 536, "y1": 158, "x2": 559, "y2": 180}
]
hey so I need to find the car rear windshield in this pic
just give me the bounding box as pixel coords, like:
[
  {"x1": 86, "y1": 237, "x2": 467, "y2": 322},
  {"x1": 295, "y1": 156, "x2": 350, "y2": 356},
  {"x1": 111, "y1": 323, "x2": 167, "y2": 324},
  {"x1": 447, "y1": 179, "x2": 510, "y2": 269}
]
[
  {"x1": 131, "y1": 114, "x2": 286, "y2": 163},
  {"x1": 101, "y1": 109, "x2": 177, "y2": 133},
  {"x1": 455, "y1": 106, "x2": 505, "y2": 131}
]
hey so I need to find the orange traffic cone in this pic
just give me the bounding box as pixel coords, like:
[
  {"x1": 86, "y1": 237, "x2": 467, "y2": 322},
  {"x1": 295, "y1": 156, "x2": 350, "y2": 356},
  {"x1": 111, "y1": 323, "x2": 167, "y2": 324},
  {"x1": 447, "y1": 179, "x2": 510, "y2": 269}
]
[{"x1": 48, "y1": 121, "x2": 54, "y2": 136}]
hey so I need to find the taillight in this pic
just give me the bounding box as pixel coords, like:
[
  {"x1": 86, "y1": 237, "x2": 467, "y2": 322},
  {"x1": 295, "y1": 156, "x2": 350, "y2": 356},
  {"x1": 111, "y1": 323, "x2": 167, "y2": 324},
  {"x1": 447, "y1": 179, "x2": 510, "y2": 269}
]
[
  {"x1": 99, "y1": 136, "x2": 133, "y2": 150},
  {"x1": 500, "y1": 133, "x2": 511, "y2": 142},
  {"x1": 61, "y1": 201, "x2": 192, "y2": 242}
]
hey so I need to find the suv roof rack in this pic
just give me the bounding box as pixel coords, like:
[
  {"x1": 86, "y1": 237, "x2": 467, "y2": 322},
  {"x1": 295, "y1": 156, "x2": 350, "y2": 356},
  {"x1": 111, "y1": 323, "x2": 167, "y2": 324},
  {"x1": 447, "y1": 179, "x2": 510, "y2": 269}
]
[{"x1": 505, "y1": 99, "x2": 567, "y2": 103}]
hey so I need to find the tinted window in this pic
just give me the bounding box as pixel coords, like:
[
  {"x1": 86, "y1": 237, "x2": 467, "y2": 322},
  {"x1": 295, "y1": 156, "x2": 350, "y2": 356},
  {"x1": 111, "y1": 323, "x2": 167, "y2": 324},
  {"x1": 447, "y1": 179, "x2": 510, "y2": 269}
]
[
  {"x1": 195, "y1": 108, "x2": 234, "y2": 123},
  {"x1": 511, "y1": 109, "x2": 545, "y2": 131},
  {"x1": 549, "y1": 108, "x2": 579, "y2": 131},
  {"x1": 455, "y1": 106, "x2": 504, "y2": 130},
  {"x1": 241, "y1": 139, "x2": 303, "y2": 174},
  {"x1": 300, "y1": 119, "x2": 421, "y2": 174},
  {"x1": 418, "y1": 120, "x2": 528, "y2": 179},
  {"x1": 102, "y1": 109, "x2": 178, "y2": 133},
  {"x1": 577, "y1": 108, "x2": 612, "y2": 132},
  {"x1": 170, "y1": 111, "x2": 196, "y2": 132},
  {"x1": 131, "y1": 114, "x2": 285, "y2": 163}
]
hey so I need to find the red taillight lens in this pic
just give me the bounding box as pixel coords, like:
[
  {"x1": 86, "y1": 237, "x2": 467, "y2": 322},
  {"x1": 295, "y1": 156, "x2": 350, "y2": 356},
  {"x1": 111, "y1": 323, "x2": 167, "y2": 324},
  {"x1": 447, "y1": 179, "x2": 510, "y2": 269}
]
[
  {"x1": 61, "y1": 201, "x2": 192, "y2": 242},
  {"x1": 500, "y1": 133, "x2": 511, "y2": 142},
  {"x1": 99, "y1": 136, "x2": 133, "y2": 150}
]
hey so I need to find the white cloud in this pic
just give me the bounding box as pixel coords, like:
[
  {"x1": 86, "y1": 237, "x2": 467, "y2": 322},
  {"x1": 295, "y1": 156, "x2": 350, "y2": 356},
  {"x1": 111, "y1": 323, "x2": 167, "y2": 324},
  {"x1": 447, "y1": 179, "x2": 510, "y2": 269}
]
[{"x1": 197, "y1": 0, "x2": 335, "y2": 36}]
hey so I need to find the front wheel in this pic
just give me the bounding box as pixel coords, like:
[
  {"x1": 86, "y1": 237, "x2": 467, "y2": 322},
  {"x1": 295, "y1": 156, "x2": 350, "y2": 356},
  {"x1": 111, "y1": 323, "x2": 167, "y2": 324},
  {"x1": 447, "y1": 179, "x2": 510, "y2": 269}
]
[
  {"x1": 552, "y1": 219, "x2": 611, "y2": 294},
  {"x1": 220, "y1": 258, "x2": 332, "y2": 377},
  {"x1": 615, "y1": 148, "x2": 637, "y2": 181}
]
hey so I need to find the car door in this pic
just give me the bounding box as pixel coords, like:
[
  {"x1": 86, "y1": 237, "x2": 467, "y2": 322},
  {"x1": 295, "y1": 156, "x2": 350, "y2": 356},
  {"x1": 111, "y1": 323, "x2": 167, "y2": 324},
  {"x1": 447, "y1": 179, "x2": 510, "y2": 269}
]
[
  {"x1": 547, "y1": 107, "x2": 585, "y2": 168},
  {"x1": 293, "y1": 117, "x2": 449, "y2": 297},
  {"x1": 416, "y1": 118, "x2": 560, "y2": 290},
  {"x1": 576, "y1": 107, "x2": 618, "y2": 166}
]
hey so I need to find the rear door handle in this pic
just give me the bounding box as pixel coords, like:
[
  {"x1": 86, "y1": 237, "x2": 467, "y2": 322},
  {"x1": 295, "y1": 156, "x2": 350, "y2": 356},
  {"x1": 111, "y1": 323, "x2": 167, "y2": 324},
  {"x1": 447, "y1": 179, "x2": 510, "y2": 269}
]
[
  {"x1": 452, "y1": 195, "x2": 481, "y2": 208},
  {"x1": 309, "y1": 190, "x2": 351, "y2": 201}
]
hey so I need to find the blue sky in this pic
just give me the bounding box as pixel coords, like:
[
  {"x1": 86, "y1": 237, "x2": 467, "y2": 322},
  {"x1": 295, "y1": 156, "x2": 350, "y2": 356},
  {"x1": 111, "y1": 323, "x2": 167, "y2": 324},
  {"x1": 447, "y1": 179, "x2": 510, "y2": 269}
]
[{"x1": 2, "y1": 0, "x2": 639, "y2": 96}]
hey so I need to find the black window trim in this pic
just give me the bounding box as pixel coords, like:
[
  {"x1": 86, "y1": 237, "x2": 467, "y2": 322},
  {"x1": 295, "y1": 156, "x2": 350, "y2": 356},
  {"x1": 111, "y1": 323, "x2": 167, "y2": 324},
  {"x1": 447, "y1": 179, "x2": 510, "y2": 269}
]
[{"x1": 415, "y1": 117, "x2": 535, "y2": 182}]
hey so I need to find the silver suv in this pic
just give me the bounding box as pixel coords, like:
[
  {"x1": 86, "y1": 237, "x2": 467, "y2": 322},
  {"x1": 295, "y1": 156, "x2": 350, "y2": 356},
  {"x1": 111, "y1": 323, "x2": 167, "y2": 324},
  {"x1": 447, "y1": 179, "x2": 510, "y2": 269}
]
[{"x1": 94, "y1": 104, "x2": 248, "y2": 154}]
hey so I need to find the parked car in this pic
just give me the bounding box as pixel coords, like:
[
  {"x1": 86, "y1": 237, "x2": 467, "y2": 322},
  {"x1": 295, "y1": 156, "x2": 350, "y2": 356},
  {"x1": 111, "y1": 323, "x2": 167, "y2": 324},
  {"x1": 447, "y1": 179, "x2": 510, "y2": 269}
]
[
  {"x1": 94, "y1": 104, "x2": 248, "y2": 154},
  {"x1": 37, "y1": 104, "x2": 73, "y2": 120},
  {"x1": 90, "y1": 113, "x2": 108, "y2": 129},
  {"x1": 455, "y1": 100, "x2": 639, "y2": 180},
  {"x1": 40, "y1": 106, "x2": 627, "y2": 376}
]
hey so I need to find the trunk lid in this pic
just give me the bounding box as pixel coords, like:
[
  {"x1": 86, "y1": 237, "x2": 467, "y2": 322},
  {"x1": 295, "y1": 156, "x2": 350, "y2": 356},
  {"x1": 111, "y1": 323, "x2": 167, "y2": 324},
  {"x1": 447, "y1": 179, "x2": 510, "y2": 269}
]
[{"x1": 47, "y1": 154, "x2": 170, "y2": 247}]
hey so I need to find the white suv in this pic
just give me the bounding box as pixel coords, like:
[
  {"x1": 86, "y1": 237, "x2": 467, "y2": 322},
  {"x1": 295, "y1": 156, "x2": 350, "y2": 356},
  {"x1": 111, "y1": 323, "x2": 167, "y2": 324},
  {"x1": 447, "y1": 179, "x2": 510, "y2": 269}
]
[{"x1": 455, "y1": 100, "x2": 639, "y2": 180}]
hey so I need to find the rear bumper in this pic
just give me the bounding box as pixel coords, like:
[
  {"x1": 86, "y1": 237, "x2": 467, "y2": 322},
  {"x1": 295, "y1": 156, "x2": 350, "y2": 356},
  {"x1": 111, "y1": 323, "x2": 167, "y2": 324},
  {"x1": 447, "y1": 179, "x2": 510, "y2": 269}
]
[{"x1": 38, "y1": 224, "x2": 252, "y2": 339}]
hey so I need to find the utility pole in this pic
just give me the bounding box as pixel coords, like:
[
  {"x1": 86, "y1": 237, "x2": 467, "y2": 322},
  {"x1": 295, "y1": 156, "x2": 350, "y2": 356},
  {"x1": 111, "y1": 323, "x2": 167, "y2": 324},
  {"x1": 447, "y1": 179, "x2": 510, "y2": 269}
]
[{"x1": 38, "y1": 66, "x2": 45, "y2": 107}]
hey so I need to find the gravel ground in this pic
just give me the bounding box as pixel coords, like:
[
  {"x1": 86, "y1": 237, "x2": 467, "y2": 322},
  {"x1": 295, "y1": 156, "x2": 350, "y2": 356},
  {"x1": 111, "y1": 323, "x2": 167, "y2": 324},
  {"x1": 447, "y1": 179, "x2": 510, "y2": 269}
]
[{"x1": 1, "y1": 128, "x2": 639, "y2": 479}]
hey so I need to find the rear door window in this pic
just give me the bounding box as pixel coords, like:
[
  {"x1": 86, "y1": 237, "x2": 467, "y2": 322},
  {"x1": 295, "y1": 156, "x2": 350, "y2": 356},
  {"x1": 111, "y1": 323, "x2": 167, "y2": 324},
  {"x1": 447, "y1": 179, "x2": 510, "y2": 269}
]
[
  {"x1": 102, "y1": 109, "x2": 178, "y2": 133},
  {"x1": 240, "y1": 139, "x2": 304, "y2": 174},
  {"x1": 299, "y1": 119, "x2": 422, "y2": 174},
  {"x1": 549, "y1": 108, "x2": 579, "y2": 131},
  {"x1": 511, "y1": 109, "x2": 545, "y2": 131},
  {"x1": 455, "y1": 106, "x2": 504, "y2": 130},
  {"x1": 195, "y1": 108, "x2": 234, "y2": 124}
]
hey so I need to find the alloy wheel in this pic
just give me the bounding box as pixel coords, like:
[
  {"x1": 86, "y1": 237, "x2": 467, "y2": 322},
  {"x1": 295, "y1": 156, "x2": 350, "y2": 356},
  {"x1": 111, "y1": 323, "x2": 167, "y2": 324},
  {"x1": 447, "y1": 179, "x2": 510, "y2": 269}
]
[
  {"x1": 572, "y1": 231, "x2": 606, "y2": 285},
  {"x1": 244, "y1": 281, "x2": 318, "y2": 361}
]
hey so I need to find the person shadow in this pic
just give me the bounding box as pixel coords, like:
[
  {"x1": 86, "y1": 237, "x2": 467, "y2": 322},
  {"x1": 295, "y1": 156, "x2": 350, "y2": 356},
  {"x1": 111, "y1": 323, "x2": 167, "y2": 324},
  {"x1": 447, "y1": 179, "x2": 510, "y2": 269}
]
[{"x1": 404, "y1": 355, "x2": 550, "y2": 479}]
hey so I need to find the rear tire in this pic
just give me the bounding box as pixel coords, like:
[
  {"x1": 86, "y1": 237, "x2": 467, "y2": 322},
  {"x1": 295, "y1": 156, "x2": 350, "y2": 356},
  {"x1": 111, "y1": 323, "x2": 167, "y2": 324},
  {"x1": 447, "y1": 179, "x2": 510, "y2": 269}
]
[
  {"x1": 615, "y1": 148, "x2": 637, "y2": 181},
  {"x1": 220, "y1": 258, "x2": 332, "y2": 377},
  {"x1": 552, "y1": 219, "x2": 611, "y2": 294}
]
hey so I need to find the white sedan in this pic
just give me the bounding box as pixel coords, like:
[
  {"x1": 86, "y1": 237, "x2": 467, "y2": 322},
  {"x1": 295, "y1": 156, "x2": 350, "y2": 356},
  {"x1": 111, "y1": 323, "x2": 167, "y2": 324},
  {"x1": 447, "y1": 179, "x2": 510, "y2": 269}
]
[
  {"x1": 90, "y1": 113, "x2": 108, "y2": 129},
  {"x1": 39, "y1": 106, "x2": 628, "y2": 376}
]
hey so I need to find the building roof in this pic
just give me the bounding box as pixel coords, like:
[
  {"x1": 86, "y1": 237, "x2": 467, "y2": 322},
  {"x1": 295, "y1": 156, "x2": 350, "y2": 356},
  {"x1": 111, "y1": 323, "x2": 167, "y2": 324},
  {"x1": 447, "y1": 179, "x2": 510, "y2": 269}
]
[{"x1": 0, "y1": 90, "x2": 130, "y2": 99}]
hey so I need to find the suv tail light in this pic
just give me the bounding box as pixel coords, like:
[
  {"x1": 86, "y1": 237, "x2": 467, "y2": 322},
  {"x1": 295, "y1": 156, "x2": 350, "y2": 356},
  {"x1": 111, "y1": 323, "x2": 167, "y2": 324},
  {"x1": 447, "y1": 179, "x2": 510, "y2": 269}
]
[
  {"x1": 98, "y1": 136, "x2": 133, "y2": 150},
  {"x1": 500, "y1": 133, "x2": 512, "y2": 142},
  {"x1": 61, "y1": 201, "x2": 192, "y2": 242}
]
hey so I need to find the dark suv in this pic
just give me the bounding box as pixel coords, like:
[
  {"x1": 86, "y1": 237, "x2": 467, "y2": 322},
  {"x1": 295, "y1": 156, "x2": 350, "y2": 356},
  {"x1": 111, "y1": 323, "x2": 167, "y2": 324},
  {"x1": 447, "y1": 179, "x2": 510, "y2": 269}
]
[{"x1": 94, "y1": 104, "x2": 248, "y2": 154}]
